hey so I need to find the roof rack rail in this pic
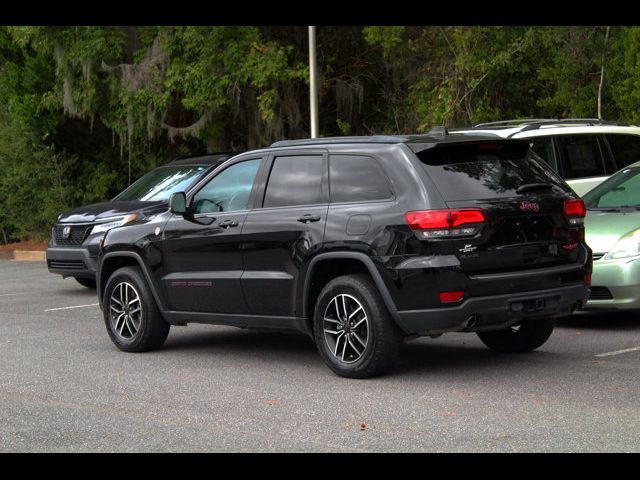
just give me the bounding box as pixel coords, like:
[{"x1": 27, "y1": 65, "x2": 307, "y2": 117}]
[
  {"x1": 522, "y1": 118, "x2": 624, "y2": 131},
  {"x1": 474, "y1": 118, "x2": 626, "y2": 131},
  {"x1": 474, "y1": 119, "x2": 559, "y2": 128},
  {"x1": 507, "y1": 118, "x2": 627, "y2": 137},
  {"x1": 472, "y1": 118, "x2": 628, "y2": 131},
  {"x1": 270, "y1": 135, "x2": 409, "y2": 148}
]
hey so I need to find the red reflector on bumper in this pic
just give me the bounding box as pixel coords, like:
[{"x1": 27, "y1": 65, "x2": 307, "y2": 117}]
[{"x1": 440, "y1": 291, "x2": 465, "y2": 303}]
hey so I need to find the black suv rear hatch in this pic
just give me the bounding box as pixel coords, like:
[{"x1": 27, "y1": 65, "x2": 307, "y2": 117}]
[{"x1": 415, "y1": 141, "x2": 585, "y2": 276}]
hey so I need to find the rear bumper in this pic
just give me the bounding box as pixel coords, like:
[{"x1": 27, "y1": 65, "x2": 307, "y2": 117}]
[
  {"x1": 396, "y1": 284, "x2": 589, "y2": 335},
  {"x1": 46, "y1": 247, "x2": 97, "y2": 279}
]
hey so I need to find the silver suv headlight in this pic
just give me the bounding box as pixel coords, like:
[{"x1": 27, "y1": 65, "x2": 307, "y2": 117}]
[{"x1": 90, "y1": 214, "x2": 137, "y2": 235}]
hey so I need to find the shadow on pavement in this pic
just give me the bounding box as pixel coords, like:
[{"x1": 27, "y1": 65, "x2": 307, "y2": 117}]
[
  {"x1": 161, "y1": 326, "x2": 555, "y2": 378},
  {"x1": 164, "y1": 328, "x2": 317, "y2": 358},
  {"x1": 558, "y1": 310, "x2": 640, "y2": 331}
]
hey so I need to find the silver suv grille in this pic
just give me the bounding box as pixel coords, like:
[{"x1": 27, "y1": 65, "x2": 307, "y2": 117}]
[{"x1": 54, "y1": 225, "x2": 92, "y2": 246}]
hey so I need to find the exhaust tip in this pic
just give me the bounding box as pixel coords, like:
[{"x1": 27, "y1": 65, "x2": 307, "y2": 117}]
[{"x1": 464, "y1": 315, "x2": 479, "y2": 329}]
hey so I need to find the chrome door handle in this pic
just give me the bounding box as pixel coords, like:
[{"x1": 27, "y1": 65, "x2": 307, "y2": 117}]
[
  {"x1": 297, "y1": 214, "x2": 321, "y2": 223},
  {"x1": 218, "y1": 219, "x2": 239, "y2": 228}
]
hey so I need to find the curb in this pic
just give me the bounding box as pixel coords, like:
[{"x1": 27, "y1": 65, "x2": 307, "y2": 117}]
[{"x1": 0, "y1": 250, "x2": 46, "y2": 261}]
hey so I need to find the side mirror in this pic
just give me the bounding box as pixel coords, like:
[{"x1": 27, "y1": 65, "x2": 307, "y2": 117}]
[
  {"x1": 169, "y1": 192, "x2": 215, "y2": 226},
  {"x1": 169, "y1": 192, "x2": 187, "y2": 215}
]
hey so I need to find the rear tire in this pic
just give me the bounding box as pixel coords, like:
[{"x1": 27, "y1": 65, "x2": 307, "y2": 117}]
[
  {"x1": 103, "y1": 266, "x2": 170, "y2": 352},
  {"x1": 477, "y1": 317, "x2": 556, "y2": 353},
  {"x1": 313, "y1": 274, "x2": 403, "y2": 378},
  {"x1": 74, "y1": 277, "x2": 96, "y2": 289}
]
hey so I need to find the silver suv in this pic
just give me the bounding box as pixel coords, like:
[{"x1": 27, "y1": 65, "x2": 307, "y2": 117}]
[{"x1": 453, "y1": 119, "x2": 640, "y2": 196}]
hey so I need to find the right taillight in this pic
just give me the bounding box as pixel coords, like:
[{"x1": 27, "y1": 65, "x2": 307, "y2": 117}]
[
  {"x1": 405, "y1": 209, "x2": 485, "y2": 239},
  {"x1": 564, "y1": 199, "x2": 586, "y2": 227}
]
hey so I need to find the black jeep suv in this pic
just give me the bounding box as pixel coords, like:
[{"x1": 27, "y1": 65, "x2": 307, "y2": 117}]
[
  {"x1": 46, "y1": 153, "x2": 232, "y2": 288},
  {"x1": 97, "y1": 131, "x2": 592, "y2": 378}
]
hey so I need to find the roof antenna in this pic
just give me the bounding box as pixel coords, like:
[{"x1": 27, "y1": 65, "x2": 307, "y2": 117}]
[{"x1": 428, "y1": 125, "x2": 448, "y2": 138}]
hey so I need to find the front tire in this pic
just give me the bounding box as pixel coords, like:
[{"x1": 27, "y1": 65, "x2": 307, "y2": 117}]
[
  {"x1": 103, "y1": 266, "x2": 170, "y2": 352},
  {"x1": 313, "y1": 274, "x2": 403, "y2": 378},
  {"x1": 477, "y1": 317, "x2": 556, "y2": 353}
]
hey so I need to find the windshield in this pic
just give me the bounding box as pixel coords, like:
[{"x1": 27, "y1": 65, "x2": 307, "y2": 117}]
[
  {"x1": 114, "y1": 165, "x2": 207, "y2": 202},
  {"x1": 583, "y1": 167, "x2": 640, "y2": 210}
]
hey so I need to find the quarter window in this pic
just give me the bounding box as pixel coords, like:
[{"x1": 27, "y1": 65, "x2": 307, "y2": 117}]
[
  {"x1": 191, "y1": 159, "x2": 261, "y2": 213},
  {"x1": 555, "y1": 135, "x2": 606, "y2": 180},
  {"x1": 263, "y1": 155, "x2": 325, "y2": 208},
  {"x1": 329, "y1": 155, "x2": 393, "y2": 203},
  {"x1": 606, "y1": 134, "x2": 640, "y2": 170}
]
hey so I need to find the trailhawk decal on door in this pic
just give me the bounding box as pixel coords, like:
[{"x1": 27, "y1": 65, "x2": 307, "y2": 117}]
[{"x1": 170, "y1": 281, "x2": 213, "y2": 287}]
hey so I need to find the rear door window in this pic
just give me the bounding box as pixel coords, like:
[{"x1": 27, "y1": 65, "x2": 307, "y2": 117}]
[
  {"x1": 263, "y1": 155, "x2": 326, "y2": 208},
  {"x1": 416, "y1": 142, "x2": 569, "y2": 201},
  {"x1": 605, "y1": 134, "x2": 640, "y2": 170},
  {"x1": 555, "y1": 135, "x2": 606, "y2": 179},
  {"x1": 329, "y1": 154, "x2": 393, "y2": 203}
]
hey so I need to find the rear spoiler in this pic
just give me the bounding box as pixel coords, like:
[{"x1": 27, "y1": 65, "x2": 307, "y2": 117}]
[{"x1": 407, "y1": 137, "x2": 530, "y2": 155}]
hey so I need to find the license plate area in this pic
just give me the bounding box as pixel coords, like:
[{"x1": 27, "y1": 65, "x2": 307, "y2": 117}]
[{"x1": 511, "y1": 298, "x2": 546, "y2": 313}]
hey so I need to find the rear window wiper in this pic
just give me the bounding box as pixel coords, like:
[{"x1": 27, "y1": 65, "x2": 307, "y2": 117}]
[
  {"x1": 588, "y1": 206, "x2": 640, "y2": 212},
  {"x1": 588, "y1": 207, "x2": 622, "y2": 212},
  {"x1": 516, "y1": 183, "x2": 554, "y2": 194}
]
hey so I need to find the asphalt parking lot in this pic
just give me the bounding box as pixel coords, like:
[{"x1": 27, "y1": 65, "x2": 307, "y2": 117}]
[{"x1": 1, "y1": 260, "x2": 639, "y2": 452}]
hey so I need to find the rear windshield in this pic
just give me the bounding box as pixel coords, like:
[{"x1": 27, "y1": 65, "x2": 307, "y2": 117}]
[
  {"x1": 417, "y1": 142, "x2": 569, "y2": 201},
  {"x1": 114, "y1": 165, "x2": 207, "y2": 202}
]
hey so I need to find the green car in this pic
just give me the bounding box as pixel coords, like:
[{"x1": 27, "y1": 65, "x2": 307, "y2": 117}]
[{"x1": 583, "y1": 162, "x2": 640, "y2": 309}]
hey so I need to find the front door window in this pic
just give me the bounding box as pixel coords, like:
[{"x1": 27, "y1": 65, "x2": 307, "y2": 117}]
[{"x1": 192, "y1": 159, "x2": 261, "y2": 213}]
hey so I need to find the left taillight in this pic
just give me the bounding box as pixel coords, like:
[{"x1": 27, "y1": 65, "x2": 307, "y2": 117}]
[
  {"x1": 564, "y1": 199, "x2": 586, "y2": 226},
  {"x1": 405, "y1": 209, "x2": 485, "y2": 239}
]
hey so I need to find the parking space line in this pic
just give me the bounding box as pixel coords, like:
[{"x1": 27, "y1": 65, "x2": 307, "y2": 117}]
[
  {"x1": 44, "y1": 303, "x2": 99, "y2": 312},
  {"x1": 595, "y1": 346, "x2": 640, "y2": 358},
  {"x1": 1, "y1": 289, "x2": 93, "y2": 298}
]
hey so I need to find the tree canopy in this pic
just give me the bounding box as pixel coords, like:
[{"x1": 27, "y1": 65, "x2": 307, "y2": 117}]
[{"x1": 1, "y1": 25, "x2": 637, "y2": 241}]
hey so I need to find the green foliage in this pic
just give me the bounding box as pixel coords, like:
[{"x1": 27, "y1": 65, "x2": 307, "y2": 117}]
[
  {"x1": 336, "y1": 118, "x2": 351, "y2": 136},
  {"x1": 0, "y1": 25, "x2": 636, "y2": 242},
  {"x1": 0, "y1": 100, "x2": 72, "y2": 241},
  {"x1": 362, "y1": 26, "x2": 405, "y2": 57},
  {"x1": 610, "y1": 27, "x2": 640, "y2": 124},
  {"x1": 535, "y1": 26, "x2": 610, "y2": 118}
]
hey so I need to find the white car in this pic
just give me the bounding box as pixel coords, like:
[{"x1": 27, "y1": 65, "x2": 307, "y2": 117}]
[{"x1": 452, "y1": 119, "x2": 640, "y2": 196}]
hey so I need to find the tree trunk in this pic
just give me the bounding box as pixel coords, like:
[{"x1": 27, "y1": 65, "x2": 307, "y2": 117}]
[{"x1": 598, "y1": 26, "x2": 611, "y2": 120}]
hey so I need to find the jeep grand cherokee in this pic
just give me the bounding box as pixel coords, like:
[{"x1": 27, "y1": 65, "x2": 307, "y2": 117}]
[{"x1": 96, "y1": 130, "x2": 591, "y2": 378}]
